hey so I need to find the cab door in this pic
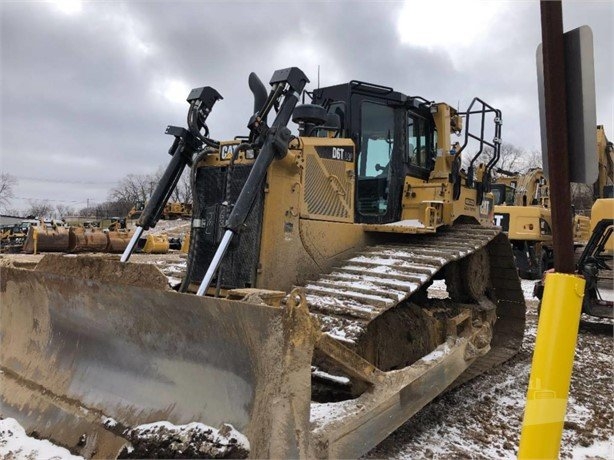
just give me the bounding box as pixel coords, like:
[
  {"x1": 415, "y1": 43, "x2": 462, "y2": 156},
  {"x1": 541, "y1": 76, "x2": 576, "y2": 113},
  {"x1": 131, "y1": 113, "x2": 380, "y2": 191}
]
[{"x1": 354, "y1": 99, "x2": 404, "y2": 224}]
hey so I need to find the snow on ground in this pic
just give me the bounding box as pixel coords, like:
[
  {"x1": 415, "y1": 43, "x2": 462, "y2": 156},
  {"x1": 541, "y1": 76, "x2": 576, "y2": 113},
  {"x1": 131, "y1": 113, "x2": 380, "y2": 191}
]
[
  {"x1": 120, "y1": 420, "x2": 249, "y2": 458},
  {"x1": 0, "y1": 418, "x2": 84, "y2": 460},
  {"x1": 138, "y1": 219, "x2": 190, "y2": 237},
  {"x1": 365, "y1": 279, "x2": 614, "y2": 459}
]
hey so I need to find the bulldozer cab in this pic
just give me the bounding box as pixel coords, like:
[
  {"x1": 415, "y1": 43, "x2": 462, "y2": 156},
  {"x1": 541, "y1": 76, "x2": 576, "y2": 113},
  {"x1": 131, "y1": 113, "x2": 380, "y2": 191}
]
[{"x1": 311, "y1": 81, "x2": 437, "y2": 224}]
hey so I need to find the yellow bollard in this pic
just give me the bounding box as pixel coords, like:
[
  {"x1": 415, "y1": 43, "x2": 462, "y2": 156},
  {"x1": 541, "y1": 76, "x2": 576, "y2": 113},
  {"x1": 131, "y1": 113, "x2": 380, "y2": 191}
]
[{"x1": 518, "y1": 272, "x2": 585, "y2": 459}]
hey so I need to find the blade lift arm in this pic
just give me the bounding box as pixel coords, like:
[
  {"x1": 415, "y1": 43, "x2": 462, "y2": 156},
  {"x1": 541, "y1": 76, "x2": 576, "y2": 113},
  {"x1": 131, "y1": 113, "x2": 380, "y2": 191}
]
[
  {"x1": 196, "y1": 67, "x2": 309, "y2": 296},
  {"x1": 120, "y1": 86, "x2": 223, "y2": 262}
]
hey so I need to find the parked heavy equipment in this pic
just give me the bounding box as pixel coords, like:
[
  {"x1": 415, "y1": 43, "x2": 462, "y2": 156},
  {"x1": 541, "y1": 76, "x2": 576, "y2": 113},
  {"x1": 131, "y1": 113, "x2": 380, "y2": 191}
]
[
  {"x1": 162, "y1": 201, "x2": 192, "y2": 219},
  {"x1": 492, "y1": 162, "x2": 594, "y2": 279},
  {"x1": 0, "y1": 221, "x2": 30, "y2": 253},
  {"x1": 0, "y1": 68, "x2": 525, "y2": 458},
  {"x1": 492, "y1": 168, "x2": 554, "y2": 278},
  {"x1": 126, "y1": 201, "x2": 145, "y2": 220},
  {"x1": 22, "y1": 218, "x2": 70, "y2": 253},
  {"x1": 535, "y1": 125, "x2": 613, "y2": 319}
]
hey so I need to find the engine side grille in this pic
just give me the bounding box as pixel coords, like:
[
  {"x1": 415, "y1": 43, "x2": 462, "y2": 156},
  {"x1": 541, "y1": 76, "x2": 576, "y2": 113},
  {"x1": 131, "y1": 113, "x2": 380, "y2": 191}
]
[{"x1": 304, "y1": 156, "x2": 352, "y2": 221}]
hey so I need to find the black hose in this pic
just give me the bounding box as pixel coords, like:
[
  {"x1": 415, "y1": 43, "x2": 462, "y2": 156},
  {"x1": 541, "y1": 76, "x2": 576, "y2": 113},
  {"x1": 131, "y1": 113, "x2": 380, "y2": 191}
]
[{"x1": 179, "y1": 146, "x2": 215, "y2": 292}]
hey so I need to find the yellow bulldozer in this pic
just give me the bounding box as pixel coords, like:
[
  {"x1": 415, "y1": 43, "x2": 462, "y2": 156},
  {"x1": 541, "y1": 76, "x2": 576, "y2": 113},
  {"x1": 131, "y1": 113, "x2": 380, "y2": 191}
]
[{"x1": 0, "y1": 68, "x2": 525, "y2": 458}]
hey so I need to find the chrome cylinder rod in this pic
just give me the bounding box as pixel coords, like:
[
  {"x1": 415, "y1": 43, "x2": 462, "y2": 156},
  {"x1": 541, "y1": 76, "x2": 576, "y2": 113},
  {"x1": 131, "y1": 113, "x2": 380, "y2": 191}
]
[
  {"x1": 120, "y1": 226, "x2": 144, "y2": 263},
  {"x1": 196, "y1": 230, "x2": 234, "y2": 296}
]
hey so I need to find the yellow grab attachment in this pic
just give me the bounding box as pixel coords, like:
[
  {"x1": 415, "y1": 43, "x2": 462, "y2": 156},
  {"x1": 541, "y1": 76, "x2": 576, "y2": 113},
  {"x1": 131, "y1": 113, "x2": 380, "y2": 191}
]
[
  {"x1": 518, "y1": 272, "x2": 585, "y2": 459},
  {"x1": 142, "y1": 234, "x2": 169, "y2": 254}
]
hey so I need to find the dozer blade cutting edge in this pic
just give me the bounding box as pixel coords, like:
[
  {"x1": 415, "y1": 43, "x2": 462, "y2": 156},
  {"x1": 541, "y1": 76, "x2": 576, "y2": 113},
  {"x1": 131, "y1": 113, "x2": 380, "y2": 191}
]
[{"x1": 1, "y1": 241, "x2": 525, "y2": 459}]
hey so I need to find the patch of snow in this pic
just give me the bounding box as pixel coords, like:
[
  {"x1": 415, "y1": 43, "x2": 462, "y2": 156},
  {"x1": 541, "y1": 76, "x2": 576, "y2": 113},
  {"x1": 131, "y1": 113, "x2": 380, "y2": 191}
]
[
  {"x1": 420, "y1": 342, "x2": 450, "y2": 363},
  {"x1": 311, "y1": 366, "x2": 350, "y2": 385},
  {"x1": 310, "y1": 400, "x2": 356, "y2": 425},
  {"x1": 0, "y1": 418, "x2": 84, "y2": 460},
  {"x1": 521, "y1": 279, "x2": 539, "y2": 299},
  {"x1": 385, "y1": 219, "x2": 425, "y2": 228},
  {"x1": 101, "y1": 415, "x2": 118, "y2": 428},
  {"x1": 307, "y1": 294, "x2": 379, "y2": 314},
  {"x1": 166, "y1": 276, "x2": 182, "y2": 288},
  {"x1": 124, "y1": 420, "x2": 250, "y2": 457},
  {"x1": 571, "y1": 438, "x2": 613, "y2": 459}
]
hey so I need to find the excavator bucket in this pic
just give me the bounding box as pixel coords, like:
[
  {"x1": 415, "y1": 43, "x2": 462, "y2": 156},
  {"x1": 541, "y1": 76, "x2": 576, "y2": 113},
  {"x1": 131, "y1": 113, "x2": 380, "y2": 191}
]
[
  {"x1": 22, "y1": 225, "x2": 70, "y2": 253},
  {"x1": 68, "y1": 227, "x2": 109, "y2": 252},
  {"x1": 142, "y1": 234, "x2": 170, "y2": 254},
  {"x1": 106, "y1": 229, "x2": 134, "y2": 253},
  {"x1": 0, "y1": 255, "x2": 315, "y2": 459}
]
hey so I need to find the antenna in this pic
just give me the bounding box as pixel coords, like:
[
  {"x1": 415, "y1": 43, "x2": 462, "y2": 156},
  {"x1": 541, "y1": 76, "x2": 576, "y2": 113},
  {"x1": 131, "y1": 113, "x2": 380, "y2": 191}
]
[{"x1": 317, "y1": 65, "x2": 320, "y2": 89}]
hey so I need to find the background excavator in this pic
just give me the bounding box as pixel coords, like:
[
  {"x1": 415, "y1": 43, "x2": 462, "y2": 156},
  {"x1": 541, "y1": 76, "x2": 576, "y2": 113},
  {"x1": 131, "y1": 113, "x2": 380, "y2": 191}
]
[
  {"x1": 534, "y1": 124, "x2": 613, "y2": 319},
  {"x1": 0, "y1": 67, "x2": 525, "y2": 458},
  {"x1": 492, "y1": 167, "x2": 554, "y2": 278},
  {"x1": 492, "y1": 166, "x2": 591, "y2": 279}
]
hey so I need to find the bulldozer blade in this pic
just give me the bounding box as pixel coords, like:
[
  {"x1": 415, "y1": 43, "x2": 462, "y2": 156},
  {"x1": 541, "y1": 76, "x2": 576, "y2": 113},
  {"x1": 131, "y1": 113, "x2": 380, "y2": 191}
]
[{"x1": 0, "y1": 256, "x2": 316, "y2": 458}]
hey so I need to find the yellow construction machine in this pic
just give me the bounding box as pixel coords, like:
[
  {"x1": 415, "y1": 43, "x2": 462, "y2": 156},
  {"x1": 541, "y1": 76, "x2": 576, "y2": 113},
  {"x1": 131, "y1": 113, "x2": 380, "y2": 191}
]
[
  {"x1": 534, "y1": 125, "x2": 613, "y2": 318},
  {"x1": 0, "y1": 68, "x2": 525, "y2": 458},
  {"x1": 492, "y1": 168, "x2": 553, "y2": 278},
  {"x1": 162, "y1": 201, "x2": 192, "y2": 219},
  {"x1": 0, "y1": 222, "x2": 29, "y2": 253},
  {"x1": 492, "y1": 162, "x2": 594, "y2": 279},
  {"x1": 574, "y1": 126, "x2": 613, "y2": 318}
]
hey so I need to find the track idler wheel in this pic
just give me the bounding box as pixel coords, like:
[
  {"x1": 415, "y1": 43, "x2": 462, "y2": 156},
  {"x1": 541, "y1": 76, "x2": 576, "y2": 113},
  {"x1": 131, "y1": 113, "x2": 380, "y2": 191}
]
[{"x1": 445, "y1": 248, "x2": 490, "y2": 302}]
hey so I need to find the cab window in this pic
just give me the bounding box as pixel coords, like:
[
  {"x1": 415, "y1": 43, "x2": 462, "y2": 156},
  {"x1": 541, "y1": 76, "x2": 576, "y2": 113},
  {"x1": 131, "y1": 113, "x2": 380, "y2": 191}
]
[
  {"x1": 407, "y1": 116, "x2": 435, "y2": 169},
  {"x1": 357, "y1": 101, "x2": 394, "y2": 215}
]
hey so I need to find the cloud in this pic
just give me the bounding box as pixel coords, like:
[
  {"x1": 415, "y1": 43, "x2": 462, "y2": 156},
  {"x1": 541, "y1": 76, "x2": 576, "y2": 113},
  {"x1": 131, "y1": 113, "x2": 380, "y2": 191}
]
[{"x1": 1, "y1": 0, "x2": 611, "y2": 213}]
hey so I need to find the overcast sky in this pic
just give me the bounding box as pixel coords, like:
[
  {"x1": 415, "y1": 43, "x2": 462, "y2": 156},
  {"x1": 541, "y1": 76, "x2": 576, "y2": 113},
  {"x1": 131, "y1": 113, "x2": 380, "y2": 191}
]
[{"x1": 1, "y1": 0, "x2": 612, "y2": 214}]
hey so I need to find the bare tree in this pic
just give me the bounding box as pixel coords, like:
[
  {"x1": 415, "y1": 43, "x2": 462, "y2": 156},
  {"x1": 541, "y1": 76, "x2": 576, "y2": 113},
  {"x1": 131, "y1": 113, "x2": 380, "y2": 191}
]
[
  {"x1": 111, "y1": 168, "x2": 191, "y2": 207},
  {"x1": 0, "y1": 172, "x2": 17, "y2": 210},
  {"x1": 462, "y1": 143, "x2": 524, "y2": 173},
  {"x1": 523, "y1": 149, "x2": 543, "y2": 171},
  {"x1": 462, "y1": 143, "x2": 543, "y2": 176},
  {"x1": 171, "y1": 170, "x2": 192, "y2": 204},
  {"x1": 78, "y1": 199, "x2": 134, "y2": 219},
  {"x1": 3, "y1": 207, "x2": 22, "y2": 217},
  {"x1": 27, "y1": 200, "x2": 53, "y2": 218},
  {"x1": 55, "y1": 204, "x2": 75, "y2": 220},
  {"x1": 109, "y1": 172, "x2": 162, "y2": 205}
]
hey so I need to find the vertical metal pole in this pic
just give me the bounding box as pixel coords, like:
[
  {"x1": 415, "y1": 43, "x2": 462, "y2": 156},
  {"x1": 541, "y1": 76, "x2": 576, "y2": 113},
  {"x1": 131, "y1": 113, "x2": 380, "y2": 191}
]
[
  {"x1": 519, "y1": 3, "x2": 585, "y2": 457},
  {"x1": 539, "y1": 0, "x2": 575, "y2": 273}
]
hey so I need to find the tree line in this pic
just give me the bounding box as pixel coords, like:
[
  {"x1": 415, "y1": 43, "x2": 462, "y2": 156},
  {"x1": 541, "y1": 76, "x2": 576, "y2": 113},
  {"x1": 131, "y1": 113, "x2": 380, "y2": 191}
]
[{"x1": 0, "y1": 169, "x2": 191, "y2": 220}]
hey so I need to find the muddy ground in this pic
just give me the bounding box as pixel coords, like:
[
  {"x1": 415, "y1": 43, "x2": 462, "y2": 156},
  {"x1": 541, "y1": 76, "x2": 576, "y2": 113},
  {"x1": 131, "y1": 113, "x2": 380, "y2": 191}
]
[{"x1": 365, "y1": 281, "x2": 613, "y2": 459}]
